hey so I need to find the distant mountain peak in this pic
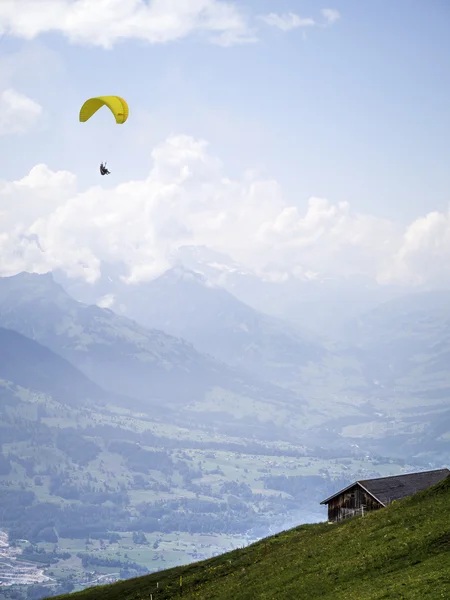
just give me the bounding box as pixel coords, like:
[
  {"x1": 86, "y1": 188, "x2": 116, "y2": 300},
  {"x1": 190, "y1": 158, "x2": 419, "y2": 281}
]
[
  {"x1": 161, "y1": 266, "x2": 212, "y2": 287},
  {"x1": 0, "y1": 270, "x2": 67, "y2": 298},
  {"x1": 12, "y1": 270, "x2": 53, "y2": 282}
]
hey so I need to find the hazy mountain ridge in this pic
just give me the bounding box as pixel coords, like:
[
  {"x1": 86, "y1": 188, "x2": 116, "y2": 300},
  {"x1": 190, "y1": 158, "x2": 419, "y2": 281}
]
[
  {"x1": 325, "y1": 290, "x2": 450, "y2": 460},
  {"x1": 0, "y1": 272, "x2": 312, "y2": 439},
  {"x1": 111, "y1": 265, "x2": 327, "y2": 385},
  {"x1": 172, "y1": 245, "x2": 406, "y2": 333},
  {"x1": 53, "y1": 246, "x2": 406, "y2": 336},
  {"x1": 6, "y1": 269, "x2": 449, "y2": 454},
  {"x1": 341, "y1": 289, "x2": 450, "y2": 391},
  {"x1": 55, "y1": 264, "x2": 372, "y2": 424},
  {"x1": 0, "y1": 326, "x2": 115, "y2": 407}
]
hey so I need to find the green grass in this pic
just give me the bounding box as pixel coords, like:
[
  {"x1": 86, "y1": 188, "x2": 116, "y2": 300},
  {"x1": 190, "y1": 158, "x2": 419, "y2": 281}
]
[{"x1": 50, "y1": 475, "x2": 450, "y2": 600}]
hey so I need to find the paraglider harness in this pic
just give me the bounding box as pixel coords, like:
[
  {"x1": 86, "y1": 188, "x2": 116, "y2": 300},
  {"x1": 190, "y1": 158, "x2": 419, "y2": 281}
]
[{"x1": 100, "y1": 162, "x2": 110, "y2": 176}]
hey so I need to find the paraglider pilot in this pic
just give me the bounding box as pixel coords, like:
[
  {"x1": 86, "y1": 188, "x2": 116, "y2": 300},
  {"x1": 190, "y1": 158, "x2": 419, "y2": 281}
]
[{"x1": 100, "y1": 162, "x2": 110, "y2": 176}]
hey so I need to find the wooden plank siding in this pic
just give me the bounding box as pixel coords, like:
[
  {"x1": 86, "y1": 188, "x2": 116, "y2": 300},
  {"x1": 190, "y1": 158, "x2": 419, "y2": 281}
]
[{"x1": 326, "y1": 484, "x2": 382, "y2": 522}]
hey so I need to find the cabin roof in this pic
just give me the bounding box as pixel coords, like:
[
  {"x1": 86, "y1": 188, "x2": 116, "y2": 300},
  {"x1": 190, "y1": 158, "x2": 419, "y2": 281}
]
[{"x1": 320, "y1": 468, "x2": 450, "y2": 507}]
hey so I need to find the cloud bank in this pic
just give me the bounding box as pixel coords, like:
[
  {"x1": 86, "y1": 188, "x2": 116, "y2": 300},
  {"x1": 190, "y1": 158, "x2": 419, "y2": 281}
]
[
  {"x1": 0, "y1": 1, "x2": 340, "y2": 47},
  {"x1": 0, "y1": 0, "x2": 256, "y2": 47},
  {"x1": 0, "y1": 134, "x2": 449, "y2": 288}
]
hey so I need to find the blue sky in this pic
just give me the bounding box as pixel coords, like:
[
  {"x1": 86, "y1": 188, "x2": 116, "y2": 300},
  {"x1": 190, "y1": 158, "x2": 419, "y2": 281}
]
[{"x1": 0, "y1": 0, "x2": 449, "y2": 286}]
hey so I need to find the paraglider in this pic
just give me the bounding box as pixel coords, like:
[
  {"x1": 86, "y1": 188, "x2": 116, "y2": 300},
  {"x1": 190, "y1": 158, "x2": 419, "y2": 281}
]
[
  {"x1": 79, "y1": 95, "x2": 128, "y2": 175},
  {"x1": 79, "y1": 95, "x2": 129, "y2": 124},
  {"x1": 100, "y1": 162, "x2": 110, "y2": 176}
]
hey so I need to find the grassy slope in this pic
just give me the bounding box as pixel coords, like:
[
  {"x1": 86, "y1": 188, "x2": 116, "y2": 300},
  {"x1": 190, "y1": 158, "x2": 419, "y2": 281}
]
[{"x1": 52, "y1": 476, "x2": 450, "y2": 600}]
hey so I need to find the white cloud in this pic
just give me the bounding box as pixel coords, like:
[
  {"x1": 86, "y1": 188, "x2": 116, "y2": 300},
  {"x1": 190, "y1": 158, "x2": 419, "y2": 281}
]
[
  {"x1": 321, "y1": 8, "x2": 341, "y2": 25},
  {"x1": 0, "y1": 88, "x2": 42, "y2": 135},
  {"x1": 0, "y1": 0, "x2": 256, "y2": 48},
  {"x1": 378, "y1": 210, "x2": 450, "y2": 286},
  {"x1": 259, "y1": 12, "x2": 315, "y2": 31},
  {"x1": 97, "y1": 293, "x2": 116, "y2": 308},
  {"x1": 0, "y1": 133, "x2": 449, "y2": 288},
  {"x1": 259, "y1": 8, "x2": 340, "y2": 31}
]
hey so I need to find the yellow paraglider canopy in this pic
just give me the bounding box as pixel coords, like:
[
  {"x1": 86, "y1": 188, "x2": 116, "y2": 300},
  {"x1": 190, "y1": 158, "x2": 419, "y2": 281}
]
[{"x1": 79, "y1": 96, "x2": 129, "y2": 124}]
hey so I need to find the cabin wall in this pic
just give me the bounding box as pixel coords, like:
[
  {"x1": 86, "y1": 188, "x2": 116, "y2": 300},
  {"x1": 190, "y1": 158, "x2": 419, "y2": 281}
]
[{"x1": 327, "y1": 485, "x2": 382, "y2": 522}]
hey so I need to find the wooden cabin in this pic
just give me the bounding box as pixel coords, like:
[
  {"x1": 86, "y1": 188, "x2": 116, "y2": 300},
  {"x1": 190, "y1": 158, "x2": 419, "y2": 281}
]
[{"x1": 320, "y1": 468, "x2": 450, "y2": 522}]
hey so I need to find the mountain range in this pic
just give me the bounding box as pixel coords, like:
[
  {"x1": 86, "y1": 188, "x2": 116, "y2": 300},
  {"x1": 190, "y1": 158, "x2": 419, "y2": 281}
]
[
  {"x1": 106, "y1": 266, "x2": 327, "y2": 386},
  {"x1": 0, "y1": 271, "x2": 312, "y2": 441},
  {"x1": 342, "y1": 289, "x2": 450, "y2": 391},
  {"x1": 1, "y1": 267, "x2": 449, "y2": 455},
  {"x1": 53, "y1": 245, "x2": 406, "y2": 336},
  {"x1": 337, "y1": 290, "x2": 450, "y2": 460},
  {"x1": 0, "y1": 326, "x2": 112, "y2": 407}
]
